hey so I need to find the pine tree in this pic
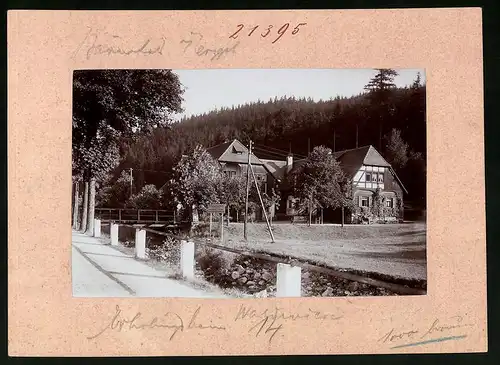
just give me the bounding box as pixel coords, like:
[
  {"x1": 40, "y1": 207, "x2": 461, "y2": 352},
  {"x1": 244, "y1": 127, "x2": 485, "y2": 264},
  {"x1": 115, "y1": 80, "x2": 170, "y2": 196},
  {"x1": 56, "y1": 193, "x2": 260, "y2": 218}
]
[
  {"x1": 384, "y1": 128, "x2": 409, "y2": 169},
  {"x1": 412, "y1": 72, "x2": 422, "y2": 89},
  {"x1": 364, "y1": 69, "x2": 399, "y2": 151},
  {"x1": 364, "y1": 68, "x2": 399, "y2": 92}
]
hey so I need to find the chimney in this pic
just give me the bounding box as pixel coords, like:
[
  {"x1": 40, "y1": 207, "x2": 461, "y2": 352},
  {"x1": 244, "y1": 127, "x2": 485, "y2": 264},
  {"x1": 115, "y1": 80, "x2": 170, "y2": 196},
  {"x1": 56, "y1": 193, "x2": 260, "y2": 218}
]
[{"x1": 286, "y1": 153, "x2": 293, "y2": 174}]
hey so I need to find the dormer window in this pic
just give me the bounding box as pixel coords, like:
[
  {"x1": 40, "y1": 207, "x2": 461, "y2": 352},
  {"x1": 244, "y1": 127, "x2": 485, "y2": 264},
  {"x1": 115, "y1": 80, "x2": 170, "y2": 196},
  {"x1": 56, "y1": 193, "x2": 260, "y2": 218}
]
[{"x1": 232, "y1": 146, "x2": 243, "y2": 154}]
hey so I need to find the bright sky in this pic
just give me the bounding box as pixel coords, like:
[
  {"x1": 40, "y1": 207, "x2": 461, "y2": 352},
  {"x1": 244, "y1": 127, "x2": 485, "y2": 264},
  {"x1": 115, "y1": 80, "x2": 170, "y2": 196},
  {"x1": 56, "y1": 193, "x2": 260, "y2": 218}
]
[{"x1": 172, "y1": 69, "x2": 425, "y2": 119}]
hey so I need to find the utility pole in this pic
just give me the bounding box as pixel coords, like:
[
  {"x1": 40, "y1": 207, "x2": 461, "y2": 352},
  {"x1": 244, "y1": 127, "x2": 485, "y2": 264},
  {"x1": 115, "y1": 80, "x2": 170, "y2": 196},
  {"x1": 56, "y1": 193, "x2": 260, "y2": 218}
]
[
  {"x1": 129, "y1": 168, "x2": 133, "y2": 199},
  {"x1": 244, "y1": 140, "x2": 252, "y2": 240},
  {"x1": 249, "y1": 162, "x2": 275, "y2": 243}
]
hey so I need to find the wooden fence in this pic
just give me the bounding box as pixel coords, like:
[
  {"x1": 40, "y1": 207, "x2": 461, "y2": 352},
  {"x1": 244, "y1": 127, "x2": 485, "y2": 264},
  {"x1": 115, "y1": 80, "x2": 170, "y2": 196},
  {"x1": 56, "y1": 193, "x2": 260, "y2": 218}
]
[{"x1": 95, "y1": 208, "x2": 176, "y2": 224}]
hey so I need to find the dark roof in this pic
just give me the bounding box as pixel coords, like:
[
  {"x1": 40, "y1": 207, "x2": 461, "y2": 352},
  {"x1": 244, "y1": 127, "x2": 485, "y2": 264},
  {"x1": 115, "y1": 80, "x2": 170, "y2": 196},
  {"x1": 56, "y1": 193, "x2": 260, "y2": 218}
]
[
  {"x1": 261, "y1": 159, "x2": 287, "y2": 181},
  {"x1": 206, "y1": 139, "x2": 262, "y2": 165},
  {"x1": 333, "y1": 145, "x2": 390, "y2": 179},
  {"x1": 206, "y1": 141, "x2": 233, "y2": 160}
]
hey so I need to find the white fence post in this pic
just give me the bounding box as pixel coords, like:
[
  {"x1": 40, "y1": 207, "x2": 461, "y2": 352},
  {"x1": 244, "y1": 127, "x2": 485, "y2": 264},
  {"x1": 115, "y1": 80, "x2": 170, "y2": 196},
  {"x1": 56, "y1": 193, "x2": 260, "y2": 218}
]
[
  {"x1": 135, "y1": 228, "x2": 146, "y2": 259},
  {"x1": 276, "y1": 263, "x2": 302, "y2": 297},
  {"x1": 180, "y1": 240, "x2": 195, "y2": 280},
  {"x1": 110, "y1": 223, "x2": 119, "y2": 246},
  {"x1": 93, "y1": 219, "x2": 101, "y2": 238}
]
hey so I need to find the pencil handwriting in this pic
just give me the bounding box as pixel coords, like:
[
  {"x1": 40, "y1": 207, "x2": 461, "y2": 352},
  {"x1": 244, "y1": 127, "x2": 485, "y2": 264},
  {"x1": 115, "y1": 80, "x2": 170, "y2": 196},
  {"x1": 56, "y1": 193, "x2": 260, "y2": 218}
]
[
  {"x1": 180, "y1": 32, "x2": 239, "y2": 61},
  {"x1": 87, "y1": 305, "x2": 226, "y2": 341},
  {"x1": 379, "y1": 315, "x2": 474, "y2": 349},
  {"x1": 235, "y1": 304, "x2": 344, "y2": 343},
  {"x1": 73, "y1": 27, "x2": 166, "y2": 60}
]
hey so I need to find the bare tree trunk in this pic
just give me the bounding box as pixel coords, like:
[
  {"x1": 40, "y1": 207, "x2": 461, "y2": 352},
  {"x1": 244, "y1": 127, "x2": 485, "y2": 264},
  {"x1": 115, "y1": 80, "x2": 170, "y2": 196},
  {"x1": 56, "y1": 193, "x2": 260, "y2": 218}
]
[
  {"x1": 72, "y1": 181, "x2": 80, "y2": 230},
  {"x1": 86, "y1": 177, "x2": 96, "y2": 235},
  {"x1": 81, "y1": 181, "x2": 89, "y2": 232}
]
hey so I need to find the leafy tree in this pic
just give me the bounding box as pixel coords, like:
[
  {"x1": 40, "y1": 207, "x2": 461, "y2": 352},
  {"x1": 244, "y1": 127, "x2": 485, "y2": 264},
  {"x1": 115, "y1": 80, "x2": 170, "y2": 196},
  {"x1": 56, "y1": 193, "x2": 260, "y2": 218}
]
[
  {"x1": 128, "y1": 184, "x2": 163, "y2": 209},
  {"x1": 221, "y1": 173, "x2": 247, "y2": 216},
  {"x1": 169, "y1": 145, "x2": 225, "y2": 222},
  {"x1": 262, "y1": 187, "x2": 281, "y2": 219},
  {"x1": 96, "y1": 170, "x2": 132, "y2": 208},
  {"x1": 290, "y1": 146, "x2": 351, "y2": 224},
  {"x1": 384, "y1": 128, "x2": 409, "y2": 169},
  {"x1": 72, "y1": 69, "x2": 184, "y2": 232}
]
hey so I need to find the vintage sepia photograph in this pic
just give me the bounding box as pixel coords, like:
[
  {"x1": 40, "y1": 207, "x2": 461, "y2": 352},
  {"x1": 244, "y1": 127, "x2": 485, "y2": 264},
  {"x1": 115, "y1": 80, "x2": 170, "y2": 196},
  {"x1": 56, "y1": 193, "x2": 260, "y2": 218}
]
[{"x1": 72, "y1": 68, "x2": 427, "y2": 298}]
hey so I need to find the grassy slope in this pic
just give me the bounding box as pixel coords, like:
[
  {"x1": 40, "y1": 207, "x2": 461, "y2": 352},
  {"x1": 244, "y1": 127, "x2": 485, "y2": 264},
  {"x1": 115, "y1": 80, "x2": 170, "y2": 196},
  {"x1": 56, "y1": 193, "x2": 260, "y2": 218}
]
[{"x1": 221, "y1": 222, "x2": 427, "y2": 282}]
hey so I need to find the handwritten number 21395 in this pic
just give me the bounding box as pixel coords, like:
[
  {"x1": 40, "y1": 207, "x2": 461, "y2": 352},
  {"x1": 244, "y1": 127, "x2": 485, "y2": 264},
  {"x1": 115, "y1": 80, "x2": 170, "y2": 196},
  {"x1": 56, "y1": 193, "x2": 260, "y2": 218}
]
[{"x1": 229, "y1": 23, "x2": 307, "y2": 43}]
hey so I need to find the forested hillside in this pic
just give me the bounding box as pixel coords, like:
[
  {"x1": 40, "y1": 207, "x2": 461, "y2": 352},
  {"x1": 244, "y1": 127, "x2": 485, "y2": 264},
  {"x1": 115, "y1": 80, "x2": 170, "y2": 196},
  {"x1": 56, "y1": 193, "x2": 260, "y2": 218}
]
[{"x1": 115, "y1": 77, "x2": 426, "y2": 206}]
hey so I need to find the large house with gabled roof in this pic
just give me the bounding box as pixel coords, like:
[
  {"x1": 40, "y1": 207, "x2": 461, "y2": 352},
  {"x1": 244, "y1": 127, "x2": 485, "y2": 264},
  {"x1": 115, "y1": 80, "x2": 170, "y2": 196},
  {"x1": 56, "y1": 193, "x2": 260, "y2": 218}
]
[
  {"x1": 284, "y1": 145, "x2": 407, "y2": 223},
  {"x1": 206, "y1": 139, "x2": 285, "y2": 195},
  {"x1": 205, "y1": 139, "x2": 407, "y2": 224}
]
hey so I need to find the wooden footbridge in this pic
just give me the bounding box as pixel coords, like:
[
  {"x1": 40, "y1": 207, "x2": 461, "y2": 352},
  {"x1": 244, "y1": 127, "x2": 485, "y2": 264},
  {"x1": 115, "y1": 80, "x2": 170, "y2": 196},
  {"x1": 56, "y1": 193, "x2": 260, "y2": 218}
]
[{"x1": 95, "y1": 208, "x2": 184, "y2": 227}]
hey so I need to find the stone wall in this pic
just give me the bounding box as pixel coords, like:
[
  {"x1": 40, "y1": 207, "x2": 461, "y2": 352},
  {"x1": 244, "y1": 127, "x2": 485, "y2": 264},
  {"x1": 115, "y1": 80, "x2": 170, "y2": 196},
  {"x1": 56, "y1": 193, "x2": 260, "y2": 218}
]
[{"x1": 194, "y1": 251, "x2": 399, "y2": 297}]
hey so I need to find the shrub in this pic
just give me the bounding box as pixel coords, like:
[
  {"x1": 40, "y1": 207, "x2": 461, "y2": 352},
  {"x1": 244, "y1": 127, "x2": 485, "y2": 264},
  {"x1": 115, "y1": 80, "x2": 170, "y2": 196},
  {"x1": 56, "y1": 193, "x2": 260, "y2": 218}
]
[
  {"x1": 196, "y1": 247, "x2": 234, "y2": 277},
  {"x1": 146, "y1": 236, "x2": 180, "y2": 266},
  {"x1": 191, "y1": 222, "x2": 211, "y2": 238}
]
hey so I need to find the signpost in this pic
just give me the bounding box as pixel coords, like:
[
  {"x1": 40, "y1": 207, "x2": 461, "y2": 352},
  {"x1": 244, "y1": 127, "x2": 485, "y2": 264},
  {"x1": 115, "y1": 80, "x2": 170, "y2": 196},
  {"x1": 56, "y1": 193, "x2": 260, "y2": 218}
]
[{"x1": 207, "y1": 204, "x2": 226, "y2": 241}]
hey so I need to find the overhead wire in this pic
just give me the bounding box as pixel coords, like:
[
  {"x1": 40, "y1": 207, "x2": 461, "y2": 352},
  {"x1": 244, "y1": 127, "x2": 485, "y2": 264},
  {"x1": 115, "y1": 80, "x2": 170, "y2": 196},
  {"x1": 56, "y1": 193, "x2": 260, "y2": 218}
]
[
  {"x1": 253, "y1": 144, "x2": 308, "y2": 159},
  {"x1": 253, "y1": 146, "x2": 308, "y2": 160}
]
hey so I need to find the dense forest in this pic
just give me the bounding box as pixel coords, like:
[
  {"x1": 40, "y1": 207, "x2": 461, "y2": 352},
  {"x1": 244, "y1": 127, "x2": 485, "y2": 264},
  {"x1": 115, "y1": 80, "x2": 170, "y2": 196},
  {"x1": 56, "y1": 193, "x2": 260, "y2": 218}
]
[{"x1": 108, "y1": 71, "x2": 426, "y2": 208}]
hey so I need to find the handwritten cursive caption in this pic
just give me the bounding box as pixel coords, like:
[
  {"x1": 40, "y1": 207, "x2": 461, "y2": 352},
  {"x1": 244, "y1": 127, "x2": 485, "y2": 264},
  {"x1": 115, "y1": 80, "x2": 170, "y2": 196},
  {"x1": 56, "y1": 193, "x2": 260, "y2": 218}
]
[
  {"x1": 180, "y1": 32, "x2": 239, "y2": 61},
  {"x1": 378, "y1": 315, "x2": 474, "y2": 349},
  {"x1": 234, "y1": 304, "x2": 344, "y2": 343},
  {"x1": 229, "y1": 23, "x2": 307, "y2": 44},
  {"x1": 87, "y1": 305, "x2": 226, "y2": 341},
  {"x1": 87, "y1": 304, "x2": 344, "y2": 344},
  {"x1": 73, "y1": 27, "x2": 166, "y2": 60}
]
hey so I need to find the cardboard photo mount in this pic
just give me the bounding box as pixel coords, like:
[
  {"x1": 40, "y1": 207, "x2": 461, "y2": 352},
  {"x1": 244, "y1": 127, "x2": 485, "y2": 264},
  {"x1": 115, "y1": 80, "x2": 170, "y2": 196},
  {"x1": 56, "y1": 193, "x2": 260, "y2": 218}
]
[{"x1": 7, "y1": 9, "x2": 486, "y2": 356}]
